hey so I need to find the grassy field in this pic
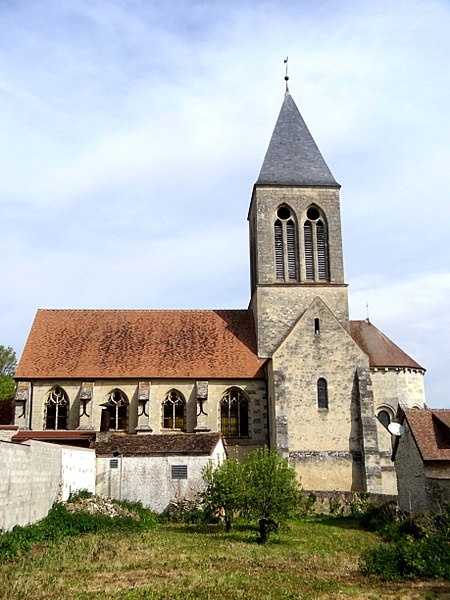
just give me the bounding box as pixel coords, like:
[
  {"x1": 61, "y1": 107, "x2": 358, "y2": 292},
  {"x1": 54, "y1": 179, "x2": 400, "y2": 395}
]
[{"x1": 1, "y1": 518, "x2": 450, "y2": 599}]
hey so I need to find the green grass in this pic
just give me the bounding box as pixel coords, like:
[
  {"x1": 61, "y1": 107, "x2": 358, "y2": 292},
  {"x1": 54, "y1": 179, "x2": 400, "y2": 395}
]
[{"x1": 1, "y1": 518, "x2": 450, "y2": 599}]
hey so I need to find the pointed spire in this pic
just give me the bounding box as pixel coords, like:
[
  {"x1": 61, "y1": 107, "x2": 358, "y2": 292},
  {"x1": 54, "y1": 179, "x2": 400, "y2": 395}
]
[{"x1": 256, "y1": 94, "x2": 339, "y2": 187}]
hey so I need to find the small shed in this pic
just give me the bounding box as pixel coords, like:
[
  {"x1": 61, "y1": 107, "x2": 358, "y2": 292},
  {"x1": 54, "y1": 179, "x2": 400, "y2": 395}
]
[
  {"x1": 393, "y1": 409, "x2": 450, "y2": 513},
  {"x1": 94, "y1": 432, "x2": 226, "y2": 513}
]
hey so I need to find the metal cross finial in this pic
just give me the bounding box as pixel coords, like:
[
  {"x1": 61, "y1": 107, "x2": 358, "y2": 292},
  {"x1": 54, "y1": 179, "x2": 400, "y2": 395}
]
[
  {"x1": 366, "y1": 301, "x2": 370, "y2": 323},
  {"x1": 284, "y1": 56, "x2": 289, "y2": 94}
]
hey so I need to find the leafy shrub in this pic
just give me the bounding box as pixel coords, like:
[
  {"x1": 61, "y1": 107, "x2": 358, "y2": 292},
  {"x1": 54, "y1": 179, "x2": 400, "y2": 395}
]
[
  {"x1": 361, "y1": 534, "x2": 450, "y2": 580},
  {"x1": 0, "y1": 500, "x2": 158, "y2": 562}
]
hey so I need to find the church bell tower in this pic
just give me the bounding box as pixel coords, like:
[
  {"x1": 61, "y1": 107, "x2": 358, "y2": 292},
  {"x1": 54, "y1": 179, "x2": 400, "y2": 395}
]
[{"x1": 249, "y1": 90, "x2": 350, "y2": 357}]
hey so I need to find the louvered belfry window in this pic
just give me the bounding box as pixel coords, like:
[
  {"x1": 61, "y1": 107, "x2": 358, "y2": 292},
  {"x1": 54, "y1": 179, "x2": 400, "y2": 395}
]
[
  {"x1": 274, "y1": 206, "x2": 298, "y2": 281},
  {"x1": 303, "y1": 207, "x2": 330, "y2": 282},
  {"x1": 274, "y1": 220, "x2": 284, "y2": 279},
  {"x1": 304, "y1": 221, "x2": 314, "y2": 280}
]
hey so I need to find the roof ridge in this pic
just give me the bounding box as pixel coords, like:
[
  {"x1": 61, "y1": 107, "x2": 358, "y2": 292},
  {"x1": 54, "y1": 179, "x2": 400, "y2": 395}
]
[{"x1": 37, "y1": 308, "x2": 251, "y2": 313}]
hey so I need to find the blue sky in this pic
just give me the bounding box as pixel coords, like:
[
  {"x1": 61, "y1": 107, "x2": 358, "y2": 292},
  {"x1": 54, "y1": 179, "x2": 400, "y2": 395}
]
[{"x1": 1, "y1": 0, "x2": 449, "y2": 407}]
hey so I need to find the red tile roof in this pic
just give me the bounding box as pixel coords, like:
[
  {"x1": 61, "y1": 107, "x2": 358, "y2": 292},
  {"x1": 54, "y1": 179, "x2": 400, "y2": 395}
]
[
  {"x1": 13, "y1": 430, "x2": 96, "y2": 442},
  {"x1": 350, "y1": 320, "x2": 423, "y2": 370},
  {"x1": 401, "y1": 409, "x2": 450, "y2": 461},
  {"x1": 15, "y1": 309, "x2": 266, "y2": 380}
]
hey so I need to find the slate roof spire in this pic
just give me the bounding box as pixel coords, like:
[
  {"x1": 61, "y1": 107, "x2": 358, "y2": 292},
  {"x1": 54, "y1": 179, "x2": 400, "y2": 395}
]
[{"x1": 257, "y1": 92, "x2": 339, "y2": 187}]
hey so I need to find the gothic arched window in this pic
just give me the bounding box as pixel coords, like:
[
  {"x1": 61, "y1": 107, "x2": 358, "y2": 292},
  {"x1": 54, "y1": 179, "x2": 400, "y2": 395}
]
[
  {"x1": 45, "y1": 386, "x2": 69, "y2": 430},
  {"x1": 220, "y1": 388, "x2": 249, "y2": 437},
  {"x1": 274, "y1": 206, "x2": 298, "y2": 281},
  {"x1": 107, "y1": 389, "x2": 129, "y2": 431},
  {"x1": 303, "y1": 206, "x2": 330, "y2": 282},
  {"x1": 163, "y1": 390, "x2": 186, "y2": 430},
  {"x1": 317, "y1": 378, "x2": 328, "y2": 410}
]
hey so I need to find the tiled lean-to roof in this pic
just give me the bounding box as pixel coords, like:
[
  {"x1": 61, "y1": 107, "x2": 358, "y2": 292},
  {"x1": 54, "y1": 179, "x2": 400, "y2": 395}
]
[
  {"x1": 349, "y1": 320, "x2": 424, "y2": 370},
  {"x1": 15, "y1": 309, "x2": 266, "y2": 380},
  {"x1": 94, "y1": 432, "x2": 223, "y2": 457},
  {"x1": 399, "y1": 410, "x2": 450, "y2": 461},
  {"x1": 256, "y1": 93, "x2": 339, "y2": 187}
]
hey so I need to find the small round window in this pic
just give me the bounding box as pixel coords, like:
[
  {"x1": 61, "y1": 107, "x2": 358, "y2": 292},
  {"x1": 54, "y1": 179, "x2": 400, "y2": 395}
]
[
  {"x1": 306, "y1": 207, "x2": 320, "y2": 220},
  {"x1": 277, "y1": 206, "x2": 291, "y2": 220}
]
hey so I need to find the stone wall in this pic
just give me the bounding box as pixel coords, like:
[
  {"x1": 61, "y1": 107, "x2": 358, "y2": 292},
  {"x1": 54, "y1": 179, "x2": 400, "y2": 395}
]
[
  {"x1": 26, "y1": 379, "x2": 268, "y2": 451},
  {"x1": 394, "y1": 421, "x2": 428, "y2": 513},
  {"x1": 0, "y1": 438, "x2": 61, "y2": 530},
  {"x1": 0, "y1": 430, "x2": 96, "y2": 530},
  {"x1": 270, "y1": 297, "x2": 371, "y2": 492},
  {"x1": 249, "y1": 185, "x2": 348, "y2": 357}
]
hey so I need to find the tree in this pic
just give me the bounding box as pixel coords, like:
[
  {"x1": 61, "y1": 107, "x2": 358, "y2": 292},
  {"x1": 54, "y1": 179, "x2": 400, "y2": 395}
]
[
  {"x1": 242, "y1": 447, "x2": 304, "y2": 542},
  {"x1": 0, "y1": 345, "x2": 17, "y2": 402},
  {"x1": 201, "y1": 457, "x2": 242, "y2": 532},
  {"x1": 0, "y1": 345, "x2": 17, "y2": 377}
]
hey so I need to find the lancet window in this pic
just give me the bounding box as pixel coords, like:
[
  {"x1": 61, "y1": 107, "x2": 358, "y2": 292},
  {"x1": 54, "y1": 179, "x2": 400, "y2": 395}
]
[
  {"x1": 303, "y1": 206, "x2": 330, "y2": 282},
  {"x1": 220, "y1": 388, "x2": 249, "y2": 437},
  {"x1": 45, "y1": 386, "x2": 69, "y2": 430},
  {"x1": 163, "y1": 390, "x2": 186, "y2": 430},
  {"x1": 317, "y1": 378, "x2": 328, "y2": 410},
  {"x1": 107, "y1": 389, "x2": 129, "y2": 431},
  {"x1": 274, "y1": 206, "x2": 298, "y2": 281}
]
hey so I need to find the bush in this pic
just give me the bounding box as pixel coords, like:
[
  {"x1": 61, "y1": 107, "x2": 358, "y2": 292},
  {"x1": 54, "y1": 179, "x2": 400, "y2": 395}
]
[
  {"x1": 359, "y1": 501, "x2": 450, "y2": 581},
  {"x1": 361, "y1": 534, "x2": 450, "y2": 580},
  {"x1": 0, "y1": 500, "x2": 158, "y2": 562}
]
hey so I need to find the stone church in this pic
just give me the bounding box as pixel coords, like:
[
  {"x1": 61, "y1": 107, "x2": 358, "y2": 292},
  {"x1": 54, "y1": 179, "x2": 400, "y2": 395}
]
[{"x1": 14, "y1": 89, "x2": 426, "y2": 496}]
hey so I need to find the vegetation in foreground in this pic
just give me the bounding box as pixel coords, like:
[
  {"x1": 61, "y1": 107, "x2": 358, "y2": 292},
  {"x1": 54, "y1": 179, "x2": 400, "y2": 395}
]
[
  {"x1": 0, "y1": 493, "x2": 158, "y2": 562},
  {"x1": 2, "y1": 516, "x2": 450, "y2": 600}
]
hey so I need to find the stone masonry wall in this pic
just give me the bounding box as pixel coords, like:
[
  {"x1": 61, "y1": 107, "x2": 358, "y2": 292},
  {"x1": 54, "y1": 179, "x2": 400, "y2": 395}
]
[
  {"x1": 270, "y1": 297, "x2": 369, "y2": 491},
  {"x1": 395, "y1": 421, "x2": 428, "y2": 513},
  {"x1": 27, "y1": 379, "x2": 268, "y2": 450},
  {"x1": 249, "y1": 186, "x2": 348, "y2": 358},
  {"x1": 0, "y1": 438, "x2": 62, "y2": 530}
]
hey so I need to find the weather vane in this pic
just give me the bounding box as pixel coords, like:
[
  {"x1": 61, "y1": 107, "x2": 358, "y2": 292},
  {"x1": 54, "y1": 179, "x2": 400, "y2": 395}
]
[
  {"x1": 284, "y1": 56, "x2": 289, "y2": 93},
  {"x1": 366, "y1": 301, "x2": 370, "y2": 322}
]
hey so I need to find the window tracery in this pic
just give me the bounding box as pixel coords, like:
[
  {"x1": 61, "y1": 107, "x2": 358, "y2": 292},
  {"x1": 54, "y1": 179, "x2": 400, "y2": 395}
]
[
  {"x1": 45, "y1": 386, "x2": 68, "y2": 430},
  {"x1": 107, "y1": 389, "x2": 129, "y2": 431},
  {"x1": 220, "y1": 388, "x2": 249, "y2": 437},
  {"x1": 163, "y1": 390, "x2": 186, "y2": 430}
]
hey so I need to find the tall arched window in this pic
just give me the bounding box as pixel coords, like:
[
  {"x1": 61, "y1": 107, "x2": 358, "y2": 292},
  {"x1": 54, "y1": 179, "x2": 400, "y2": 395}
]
[
  {"x1": 163, "y1": 390, "x2": 186, "y2": 430},
  {"x1": 303, "y1": 206, "x2": 329, "y2": 282},
  {"x1": 45, "y1": 386, "x2": 69, "y2": 430},
  {"x1": 220, "y1": 388, "x2": 249, "y2": 437},
  {"x1": 317, "y1": 378, "x2": 328, "y2": 410},
  {"x1": 107, "y1": 389, "x2": 129, "y2": 431},
  {"x1": 273, "y1": 206, "x2": 298, "y2": 281}
]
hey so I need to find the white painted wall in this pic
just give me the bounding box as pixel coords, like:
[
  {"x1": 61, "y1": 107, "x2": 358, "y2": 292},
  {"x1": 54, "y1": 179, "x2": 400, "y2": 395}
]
[
  {"x1": 61, "y1": 446, "x2": 96, "y2": 501},
  {"x1": 96, "y1": 440, "x2": 226, "y2": 513}
]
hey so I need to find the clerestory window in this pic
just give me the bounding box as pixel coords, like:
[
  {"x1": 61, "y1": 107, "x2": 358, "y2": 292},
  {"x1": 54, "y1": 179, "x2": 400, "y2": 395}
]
[
  {"x1": 220, "y1": 388, "x2": 249, "y2": 437},
  {"x1": 107, "y1": 389, "x2": 129, "y2": 431},
  {"x1": 45, "y1": 386, "x2": 69, "y2": 430},
  {"x1": 303, "y1": 206, "x2": 330, "y2": 282},
  {"x1": 163, "y1": 390, "x2": 186, "y2": 431},
  {"x1": 274, "y1": 206, "x2": 298, "y2": 281}
]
